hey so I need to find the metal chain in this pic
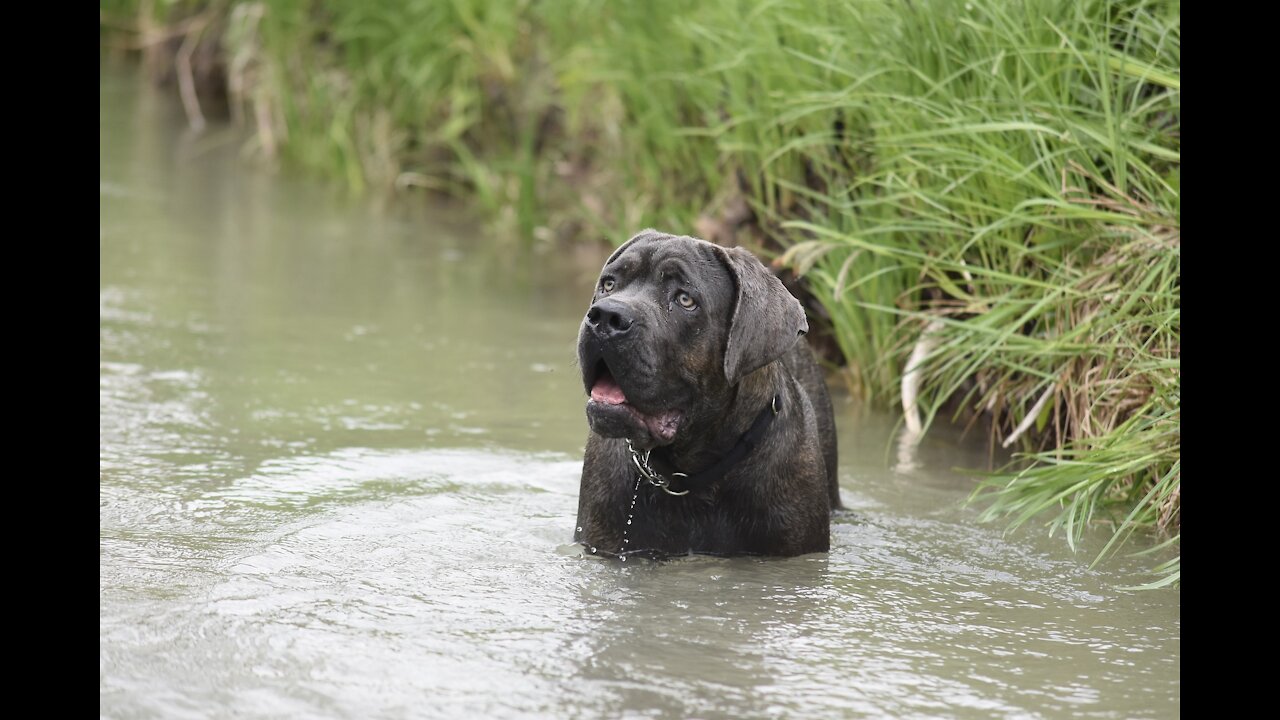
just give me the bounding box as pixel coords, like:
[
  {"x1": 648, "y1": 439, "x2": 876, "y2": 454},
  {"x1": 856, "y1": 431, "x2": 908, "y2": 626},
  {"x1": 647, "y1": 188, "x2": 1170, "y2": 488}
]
[{"x1": 626, "y1": 440, "x2": 689, "y2": 496}]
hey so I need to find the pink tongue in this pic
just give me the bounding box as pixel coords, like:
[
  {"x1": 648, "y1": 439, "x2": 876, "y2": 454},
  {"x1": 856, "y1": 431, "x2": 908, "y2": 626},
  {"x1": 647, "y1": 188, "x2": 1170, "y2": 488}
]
[{"x1": 590, "y1": 374, "x2": 628, "y2": 405}]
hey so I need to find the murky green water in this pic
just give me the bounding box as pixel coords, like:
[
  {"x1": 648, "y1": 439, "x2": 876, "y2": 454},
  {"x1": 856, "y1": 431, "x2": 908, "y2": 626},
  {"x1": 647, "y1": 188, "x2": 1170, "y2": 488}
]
[{"x1": 100, "y1": 62, "x2": 1178, "y2": 719}]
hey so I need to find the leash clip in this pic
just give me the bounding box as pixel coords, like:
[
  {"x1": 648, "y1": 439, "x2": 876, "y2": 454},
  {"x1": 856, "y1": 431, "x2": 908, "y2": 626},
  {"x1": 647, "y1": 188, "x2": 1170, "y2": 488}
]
[{"x1": 626, "y1": 440, "x2": 689, "y2": 496}]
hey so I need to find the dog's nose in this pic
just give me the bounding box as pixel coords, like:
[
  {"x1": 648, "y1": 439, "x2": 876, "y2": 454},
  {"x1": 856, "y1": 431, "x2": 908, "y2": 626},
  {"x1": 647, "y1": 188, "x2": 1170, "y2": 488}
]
[{"x1": 586, "y1": 299, "x2": 635, "y2": 339}]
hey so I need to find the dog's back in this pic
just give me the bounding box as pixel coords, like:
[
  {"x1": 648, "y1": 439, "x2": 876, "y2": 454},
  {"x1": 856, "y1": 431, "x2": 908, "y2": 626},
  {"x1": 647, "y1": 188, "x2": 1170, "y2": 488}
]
[{"x1": 782, "y1": 340, "x2": 841, "y2": 509}]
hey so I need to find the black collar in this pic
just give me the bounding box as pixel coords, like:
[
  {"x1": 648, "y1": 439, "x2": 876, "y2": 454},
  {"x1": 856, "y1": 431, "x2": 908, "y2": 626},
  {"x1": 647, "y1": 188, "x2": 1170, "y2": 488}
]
[{"x1": 634, "y1": 394, "x2": 781, "y2": 495}]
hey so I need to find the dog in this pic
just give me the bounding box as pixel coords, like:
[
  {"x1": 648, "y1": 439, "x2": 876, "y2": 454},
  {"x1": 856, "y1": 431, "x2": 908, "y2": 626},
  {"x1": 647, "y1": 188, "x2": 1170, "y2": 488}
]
[{"x1": 574, "y1": 229, "x2": 840, "y2": 559}]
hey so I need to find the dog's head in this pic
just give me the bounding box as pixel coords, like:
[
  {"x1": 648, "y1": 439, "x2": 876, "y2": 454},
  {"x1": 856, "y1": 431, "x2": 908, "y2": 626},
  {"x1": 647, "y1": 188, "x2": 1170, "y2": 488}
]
[{"x1": 578, "y1": 230, "x2": 807, "y2": 449}]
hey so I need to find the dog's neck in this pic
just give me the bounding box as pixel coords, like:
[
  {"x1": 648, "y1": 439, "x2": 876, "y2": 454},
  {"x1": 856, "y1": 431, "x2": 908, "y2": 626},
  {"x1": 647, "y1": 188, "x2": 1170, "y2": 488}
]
[{"x1": 656, "y1": 363, "x2": 783, "y2": 477}]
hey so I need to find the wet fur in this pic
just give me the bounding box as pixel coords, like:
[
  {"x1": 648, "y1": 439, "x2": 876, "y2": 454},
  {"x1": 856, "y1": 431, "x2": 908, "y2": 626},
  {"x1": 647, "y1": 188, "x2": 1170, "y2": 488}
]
[{"x1": 574, "y1": 230, "x2": 840, "y2": 558}]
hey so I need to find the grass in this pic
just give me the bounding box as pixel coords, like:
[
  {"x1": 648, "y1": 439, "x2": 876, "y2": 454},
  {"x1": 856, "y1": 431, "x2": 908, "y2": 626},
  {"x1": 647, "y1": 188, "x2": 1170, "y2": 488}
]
[{"x1": 101, "y1": 0, "x2": 1180, "y2": 585}]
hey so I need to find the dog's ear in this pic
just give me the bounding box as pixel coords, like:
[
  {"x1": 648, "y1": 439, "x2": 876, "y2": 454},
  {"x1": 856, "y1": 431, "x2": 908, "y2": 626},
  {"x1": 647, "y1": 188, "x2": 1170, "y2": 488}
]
[{"x1": 715, "y1": 245, "x2": 808, "y2": 385}]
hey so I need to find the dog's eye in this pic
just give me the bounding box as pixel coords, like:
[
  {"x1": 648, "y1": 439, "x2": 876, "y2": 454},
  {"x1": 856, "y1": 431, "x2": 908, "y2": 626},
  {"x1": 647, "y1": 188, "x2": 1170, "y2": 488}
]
[
  {"x1": 676, "y1": 291, "x2": 697, "y2": 310},
  {"x1": 601, "y1": 278, "x2": 615, "y2": 293}
]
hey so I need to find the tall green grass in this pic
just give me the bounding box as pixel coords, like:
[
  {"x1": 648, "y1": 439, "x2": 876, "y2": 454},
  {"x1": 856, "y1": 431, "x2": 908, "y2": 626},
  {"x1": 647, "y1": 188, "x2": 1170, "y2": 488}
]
[{"x1": 101, "y1": 0, "x2": 1180, "y2": 584}]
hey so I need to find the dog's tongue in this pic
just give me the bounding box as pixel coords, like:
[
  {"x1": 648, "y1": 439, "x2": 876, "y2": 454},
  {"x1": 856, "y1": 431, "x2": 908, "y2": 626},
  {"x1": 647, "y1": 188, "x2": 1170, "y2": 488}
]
[{"x1": 590, "y1": 373, "x2": 627, "y2": 405}]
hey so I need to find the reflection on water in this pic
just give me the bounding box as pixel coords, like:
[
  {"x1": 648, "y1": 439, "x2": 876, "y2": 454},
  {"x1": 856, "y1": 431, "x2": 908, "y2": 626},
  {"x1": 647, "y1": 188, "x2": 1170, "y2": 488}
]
[{"x1": 100, "y1": 60, "x2": 1178, "y2": 718}]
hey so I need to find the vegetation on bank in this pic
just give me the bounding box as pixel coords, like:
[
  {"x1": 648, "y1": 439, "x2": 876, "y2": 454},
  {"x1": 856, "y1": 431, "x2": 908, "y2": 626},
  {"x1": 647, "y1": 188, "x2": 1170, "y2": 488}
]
[{"x1": 101, "y1": 0, "x2": 1180, "y2": 586}]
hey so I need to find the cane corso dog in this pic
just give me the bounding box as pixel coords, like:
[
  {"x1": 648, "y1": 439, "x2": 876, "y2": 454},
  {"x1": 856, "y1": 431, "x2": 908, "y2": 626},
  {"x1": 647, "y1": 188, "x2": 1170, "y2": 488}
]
[{"x1": 574, "y1": 229, "x2": 840, "y2": 559}]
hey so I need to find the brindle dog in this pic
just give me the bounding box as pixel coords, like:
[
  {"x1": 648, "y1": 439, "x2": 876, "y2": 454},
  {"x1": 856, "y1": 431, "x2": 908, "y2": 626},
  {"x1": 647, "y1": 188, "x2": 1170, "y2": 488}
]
[{"x1": 574, "y1": 230, "x2": 839, "y2": 559}]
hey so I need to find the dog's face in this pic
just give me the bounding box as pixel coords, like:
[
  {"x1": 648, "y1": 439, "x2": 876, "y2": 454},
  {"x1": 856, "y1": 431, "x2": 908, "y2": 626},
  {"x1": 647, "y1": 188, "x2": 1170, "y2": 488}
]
[{"x1": 578, "y1": 230, "x2": 808, "y2": 449}]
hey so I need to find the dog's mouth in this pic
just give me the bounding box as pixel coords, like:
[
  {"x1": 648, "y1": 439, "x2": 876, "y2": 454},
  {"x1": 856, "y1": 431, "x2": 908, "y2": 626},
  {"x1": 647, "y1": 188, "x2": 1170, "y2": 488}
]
[
  {"x1": 586, "y1": 360, "x2": 682, "y2": 444},
  {"x1": 589, "y1": 362, "x2": 628, "y2": 405}
]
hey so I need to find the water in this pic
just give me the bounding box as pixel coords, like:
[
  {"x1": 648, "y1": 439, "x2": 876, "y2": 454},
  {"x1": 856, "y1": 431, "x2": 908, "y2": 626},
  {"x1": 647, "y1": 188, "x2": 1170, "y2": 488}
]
[{"x1": 100, "y1": 61, "x2": 1179, "y2": 719}]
